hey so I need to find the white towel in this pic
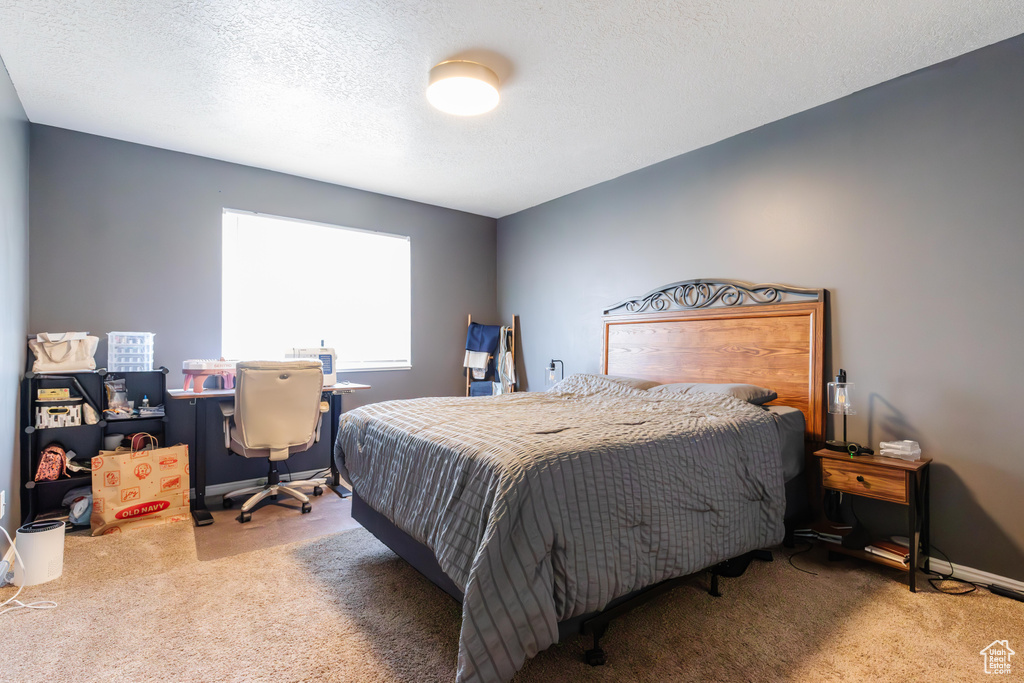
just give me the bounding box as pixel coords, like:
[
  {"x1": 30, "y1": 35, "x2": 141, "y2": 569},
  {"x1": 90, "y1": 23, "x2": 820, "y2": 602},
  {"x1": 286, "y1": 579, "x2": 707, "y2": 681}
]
[
  {"x1": 463, "y1": 351, "x2": 489, "y2": 370},
  {"x1": 496, "y1": 326, "x2": 517, "y2": 393}
]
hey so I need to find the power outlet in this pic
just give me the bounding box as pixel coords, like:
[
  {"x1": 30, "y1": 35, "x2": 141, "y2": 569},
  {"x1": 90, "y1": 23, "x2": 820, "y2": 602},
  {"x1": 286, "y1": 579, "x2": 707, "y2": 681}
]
[{"x1": 0, "y1": 490, "x2": 5, "y2": 520}]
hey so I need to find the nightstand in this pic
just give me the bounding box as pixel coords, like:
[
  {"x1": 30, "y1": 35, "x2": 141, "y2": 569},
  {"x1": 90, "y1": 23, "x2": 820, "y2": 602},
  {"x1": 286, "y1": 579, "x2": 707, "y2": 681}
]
[{"x1": 812, "y1": 448, "x2": 931, "y2": 592}]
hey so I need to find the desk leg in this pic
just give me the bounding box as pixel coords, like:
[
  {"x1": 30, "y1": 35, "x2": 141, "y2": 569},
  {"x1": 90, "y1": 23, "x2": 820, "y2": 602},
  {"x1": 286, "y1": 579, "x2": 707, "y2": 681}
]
[
  {"x1": 190, "y1": 398, "x2": 214, "y2": 526},
  {"x1": 328, "y1": 392, "x2": 351, "y2": 498}
]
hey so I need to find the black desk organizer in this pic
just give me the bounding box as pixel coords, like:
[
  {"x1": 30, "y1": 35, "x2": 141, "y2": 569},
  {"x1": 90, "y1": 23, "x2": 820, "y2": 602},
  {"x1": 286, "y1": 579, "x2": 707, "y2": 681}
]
[{"x1": 20, "y1": 364, "x2": 169, "y2": 528}]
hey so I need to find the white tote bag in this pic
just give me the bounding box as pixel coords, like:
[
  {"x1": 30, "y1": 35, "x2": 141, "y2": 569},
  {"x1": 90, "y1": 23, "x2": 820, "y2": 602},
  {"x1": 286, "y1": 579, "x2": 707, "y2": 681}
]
[{"x1": 29, "y1": 332, "x2": 99, "y2": 373}]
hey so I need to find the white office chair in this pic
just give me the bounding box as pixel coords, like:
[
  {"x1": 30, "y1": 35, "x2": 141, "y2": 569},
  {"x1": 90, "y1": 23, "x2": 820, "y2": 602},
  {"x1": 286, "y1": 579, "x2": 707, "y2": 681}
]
[{"x1": 220, "y1": 360, "x2": 329, "y2": 523}]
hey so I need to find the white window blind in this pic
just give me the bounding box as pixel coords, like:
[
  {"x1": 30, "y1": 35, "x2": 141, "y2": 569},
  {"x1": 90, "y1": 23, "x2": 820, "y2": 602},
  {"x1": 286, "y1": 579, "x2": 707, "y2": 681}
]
[{"x1": 221, "y1": 209, "x2": 411, "y2": 371}]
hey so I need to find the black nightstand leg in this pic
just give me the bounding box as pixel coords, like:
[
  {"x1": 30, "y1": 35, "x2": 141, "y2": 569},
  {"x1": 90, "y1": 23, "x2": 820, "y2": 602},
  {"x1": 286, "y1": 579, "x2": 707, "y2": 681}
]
[
  {"x1": 921, "y1": 469, "x2": 930, "y2": 574},
  {"x1": 908, "y1": 475, "x2": 918, "y2": 592}
]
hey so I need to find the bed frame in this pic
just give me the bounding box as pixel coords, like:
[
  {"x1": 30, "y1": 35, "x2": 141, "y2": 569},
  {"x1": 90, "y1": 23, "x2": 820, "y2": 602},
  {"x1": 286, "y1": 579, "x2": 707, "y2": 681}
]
[{"x1": 351, "y1": 278, "x2": 826, "y2": 667}]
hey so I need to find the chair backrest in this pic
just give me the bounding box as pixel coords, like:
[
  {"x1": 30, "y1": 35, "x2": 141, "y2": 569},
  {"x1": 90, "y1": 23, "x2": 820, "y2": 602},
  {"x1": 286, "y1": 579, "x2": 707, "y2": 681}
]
[{"x1": 233, "y1": 360, "x2": 324, "y2": 452}]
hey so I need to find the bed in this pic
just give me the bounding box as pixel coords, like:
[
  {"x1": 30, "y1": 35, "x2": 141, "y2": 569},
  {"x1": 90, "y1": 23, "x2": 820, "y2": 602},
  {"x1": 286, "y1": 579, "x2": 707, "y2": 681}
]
[{"x1": 334, "y1": 279, "x2": 825, "y2": 683}]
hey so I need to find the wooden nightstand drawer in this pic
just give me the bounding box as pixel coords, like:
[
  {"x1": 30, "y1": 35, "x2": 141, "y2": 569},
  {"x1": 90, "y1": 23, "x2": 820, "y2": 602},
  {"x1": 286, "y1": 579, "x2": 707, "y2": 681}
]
[{"x1": 821, "y1": 458, "x2": 907, "y2": 503}]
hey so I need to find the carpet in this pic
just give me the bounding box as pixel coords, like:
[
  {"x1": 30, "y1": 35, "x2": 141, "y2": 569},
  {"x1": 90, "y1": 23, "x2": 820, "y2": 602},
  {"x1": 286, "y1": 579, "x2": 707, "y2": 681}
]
[{"x1": 2, "y1": 522, "x2": 1021, "y2": 682}]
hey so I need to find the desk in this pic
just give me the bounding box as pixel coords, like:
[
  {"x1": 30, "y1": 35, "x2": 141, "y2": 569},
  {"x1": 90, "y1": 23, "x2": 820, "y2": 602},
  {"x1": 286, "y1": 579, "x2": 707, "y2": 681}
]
[{"x1": 168, "y1": 382, "x2": 371, "y2": 526}]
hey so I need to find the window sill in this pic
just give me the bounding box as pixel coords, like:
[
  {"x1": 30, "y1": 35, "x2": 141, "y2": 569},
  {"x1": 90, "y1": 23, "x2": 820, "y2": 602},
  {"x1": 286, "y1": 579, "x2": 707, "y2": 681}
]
[{"x1": 337, "y1": 365, "x2": 412, "y2": 373}]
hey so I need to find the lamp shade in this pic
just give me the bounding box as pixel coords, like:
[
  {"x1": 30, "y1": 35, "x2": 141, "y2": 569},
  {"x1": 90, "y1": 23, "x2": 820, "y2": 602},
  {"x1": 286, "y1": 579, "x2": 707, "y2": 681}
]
[
  {"x1": 544, "y1": 359, "x2": 564, "y2": 390},
  {"x1": 427, "y1": 60, "x2": 500, "y2": 116},
  {"x1": 828, "y1": 381, "x2": 855, "y2": 415}
]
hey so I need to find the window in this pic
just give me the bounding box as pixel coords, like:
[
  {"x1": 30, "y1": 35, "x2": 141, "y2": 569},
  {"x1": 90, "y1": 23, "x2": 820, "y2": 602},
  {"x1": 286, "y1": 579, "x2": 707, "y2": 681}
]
[{"x1": 221, "y1": 209, "x2": 411, "y2": 370}]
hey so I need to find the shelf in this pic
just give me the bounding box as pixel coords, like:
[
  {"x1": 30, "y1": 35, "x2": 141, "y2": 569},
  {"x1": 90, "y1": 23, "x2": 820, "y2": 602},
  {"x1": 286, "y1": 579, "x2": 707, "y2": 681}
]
[
  {"x1": 34, "y1": 509, "x2": 90, "y2": 531},
  {"x1": 822, "y1": 540, "x2": 911, "y2": 572},
  {"x1": 26, "y1": 370, "x2": 103, "y2": 379},
  {"x1": 804, "y1": 520, "x2": 911, "y2": 572},
  {"x1": 100, "y1": 367, "x2": 169, "y2": 375},
  {"x1": 31, "y1": 472, "x2": 91, "y2": 487},
  {"x1": 27, "y1": 423, "x2": 102, "y2": 434},
  {"x1": 811, "y1": 522, "x2": 913, "y2": 572},
  {"x1": 21, "y1": 367, "x2": 166, "y2": 525}
]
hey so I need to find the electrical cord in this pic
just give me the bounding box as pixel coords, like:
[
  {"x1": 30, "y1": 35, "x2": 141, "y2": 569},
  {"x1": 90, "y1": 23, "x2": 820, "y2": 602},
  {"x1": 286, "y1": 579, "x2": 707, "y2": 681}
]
[
  {"x1": 0, "y1": 526, "x2": 58, "y2": 616},
  {"x1": 922, "y1": 543, "x2": 978, "y2": 595},
  {"x1": 786, "y1": 540, "x2": 818, "y2": 576},
  {"x1": 279, "y1": 461, "x2": 331, "y2": 485}
]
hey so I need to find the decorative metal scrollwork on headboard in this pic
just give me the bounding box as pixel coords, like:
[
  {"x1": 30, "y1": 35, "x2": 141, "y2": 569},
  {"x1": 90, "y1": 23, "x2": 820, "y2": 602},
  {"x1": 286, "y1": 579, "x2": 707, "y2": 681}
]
[{"x1": 603, "y1": 279, "x2": 823, "y2": 315}]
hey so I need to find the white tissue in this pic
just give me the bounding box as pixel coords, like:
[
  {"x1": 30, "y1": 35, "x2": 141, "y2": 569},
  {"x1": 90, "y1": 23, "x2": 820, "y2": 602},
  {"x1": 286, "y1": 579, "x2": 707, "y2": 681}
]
[{"x1": 879, "y1": 440, "x2": 921, "y2": 461}]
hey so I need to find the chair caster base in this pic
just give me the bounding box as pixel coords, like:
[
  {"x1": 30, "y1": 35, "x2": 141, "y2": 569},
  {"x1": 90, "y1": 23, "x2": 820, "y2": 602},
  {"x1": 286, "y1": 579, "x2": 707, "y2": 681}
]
[
  {"x1": 585, "y1": 647, "x2": 606, "y2": 666},
  {"x1": 238, "y1": 511, "x2": 252, "y2": 523},
  {"x1": 301, "y1": 502, "x2": 312, "y2": 514},
  {"x1": 222, "y1": 497, "x2": 233, "y2": 509},
  {"x1": 313, "y1": 486, "x2": 323, "y2": 497}
]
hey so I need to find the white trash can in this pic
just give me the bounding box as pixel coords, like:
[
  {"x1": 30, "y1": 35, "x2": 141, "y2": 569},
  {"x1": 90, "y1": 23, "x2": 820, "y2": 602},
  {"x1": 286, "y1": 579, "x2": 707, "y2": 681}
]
[{"x1": 13, "y1": 520, "x2": 65, "y2": 586}]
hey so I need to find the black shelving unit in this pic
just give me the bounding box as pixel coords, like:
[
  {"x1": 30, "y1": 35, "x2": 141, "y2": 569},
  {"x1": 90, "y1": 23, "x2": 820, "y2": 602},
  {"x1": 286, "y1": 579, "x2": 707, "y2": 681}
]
[{"x1": 20, "y1": 366, "x2": 169, "y2": 527}]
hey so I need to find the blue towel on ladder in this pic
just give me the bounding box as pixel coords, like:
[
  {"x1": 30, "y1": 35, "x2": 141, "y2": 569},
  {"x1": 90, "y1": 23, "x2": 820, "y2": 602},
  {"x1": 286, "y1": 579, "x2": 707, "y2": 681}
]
[
  {"x1": 469, "y1": 381, "x2": 494, "y2": 397},
  {"x1": 466, "y1": 323, "x2": 501, "y2": 381},
  {"x1": 465, "y1": 323, "x2": 501, "y2": 353}
]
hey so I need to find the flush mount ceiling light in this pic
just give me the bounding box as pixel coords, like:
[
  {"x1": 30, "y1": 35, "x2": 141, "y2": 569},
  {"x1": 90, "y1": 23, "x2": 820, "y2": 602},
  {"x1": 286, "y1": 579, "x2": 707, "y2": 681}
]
[{"x1": 427, "y1": 60, "x2": 500, "y2": 116}]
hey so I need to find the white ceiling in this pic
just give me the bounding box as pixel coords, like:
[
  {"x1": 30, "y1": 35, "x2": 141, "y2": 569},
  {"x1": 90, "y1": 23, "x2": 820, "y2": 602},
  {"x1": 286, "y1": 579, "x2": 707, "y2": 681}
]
[{"x1": 1, "y1": 2, "x2": 1022, "y2": 218}]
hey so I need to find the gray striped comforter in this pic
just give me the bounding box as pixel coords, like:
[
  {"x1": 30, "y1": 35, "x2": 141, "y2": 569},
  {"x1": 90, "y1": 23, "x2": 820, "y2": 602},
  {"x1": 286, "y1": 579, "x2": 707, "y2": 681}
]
[{"x1": 334, "y1": 374, "x2": 785, "y2": 683}]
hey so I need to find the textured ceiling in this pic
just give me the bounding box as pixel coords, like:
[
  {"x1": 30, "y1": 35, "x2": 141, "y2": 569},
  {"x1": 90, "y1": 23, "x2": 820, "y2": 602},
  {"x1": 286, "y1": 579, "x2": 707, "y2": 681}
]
[{"x1": 1, "y1": 1, "x2": 1022, "y2": 218}]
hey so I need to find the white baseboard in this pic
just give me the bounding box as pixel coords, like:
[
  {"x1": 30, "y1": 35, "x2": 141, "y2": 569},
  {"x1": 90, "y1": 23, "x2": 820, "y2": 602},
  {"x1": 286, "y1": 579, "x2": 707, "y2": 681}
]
[
  {"x1": 925, "y1": 555, "x2": 1024, "y2": 593},
  {"x1": 189, "y1": 468, "x2": 330, "y2": 500}
]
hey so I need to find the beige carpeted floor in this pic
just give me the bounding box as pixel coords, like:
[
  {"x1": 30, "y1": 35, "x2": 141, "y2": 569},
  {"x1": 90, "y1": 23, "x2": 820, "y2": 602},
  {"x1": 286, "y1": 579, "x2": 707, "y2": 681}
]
[{"x1": 3, "y1": 520, "x2": 1021, "y2": 682}]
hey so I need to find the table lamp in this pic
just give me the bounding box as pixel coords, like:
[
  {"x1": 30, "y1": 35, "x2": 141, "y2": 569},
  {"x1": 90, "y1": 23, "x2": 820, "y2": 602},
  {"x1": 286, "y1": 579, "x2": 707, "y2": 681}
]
[
  {"x1": 544, "y1": 359, "x2": 564, "y2": 389},
  {"x1": 826, "y1": 368, "x2": 855, "y2": 452}
]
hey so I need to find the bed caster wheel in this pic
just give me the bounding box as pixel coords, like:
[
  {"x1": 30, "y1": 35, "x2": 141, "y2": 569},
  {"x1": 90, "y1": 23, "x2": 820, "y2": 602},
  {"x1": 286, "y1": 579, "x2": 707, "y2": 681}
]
[
  {"x1": 222, "y1": 497, "x2": 233, "y2": 509},
  {"x1": 238, "y1": 511, "x2": 251, "y2": 523},
  {"x1": 585, "y1": 648, "x2": 606, "y2": 666},
  {"x1": 301, "y1": 502, "x2": 312, "y2": 514},
  {"x1": 313, "y1": 486, "x2": 323, "y2": 497}
]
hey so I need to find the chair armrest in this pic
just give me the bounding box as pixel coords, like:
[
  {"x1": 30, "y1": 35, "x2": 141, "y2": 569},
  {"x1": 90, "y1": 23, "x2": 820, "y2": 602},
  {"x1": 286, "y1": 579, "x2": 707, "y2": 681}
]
[{"x1": 219, "y1": 402, "x2": 235, "y2": 418}]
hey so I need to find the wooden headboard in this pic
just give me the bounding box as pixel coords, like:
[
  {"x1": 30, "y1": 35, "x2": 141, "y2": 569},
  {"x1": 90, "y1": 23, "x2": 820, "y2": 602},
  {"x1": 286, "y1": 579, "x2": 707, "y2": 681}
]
[{"x1": 602, "y1": 279, "x2": 825, "y2": 442}]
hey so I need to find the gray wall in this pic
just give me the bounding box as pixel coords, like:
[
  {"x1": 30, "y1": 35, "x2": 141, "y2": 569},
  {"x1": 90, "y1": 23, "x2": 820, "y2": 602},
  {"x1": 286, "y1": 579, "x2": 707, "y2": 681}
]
[
  {"x1": 498, "y1": 35, "x2": 1024, "y2": 581},
  {"x1": 30, "y1": 126, "x2": 497, "y2": 404},
  {"x1": 0, "y1": 57, "x2": 28, "y2": 534},
  {"x1": 30, "y1": 126, "x2": 497, "y2": 484}
]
